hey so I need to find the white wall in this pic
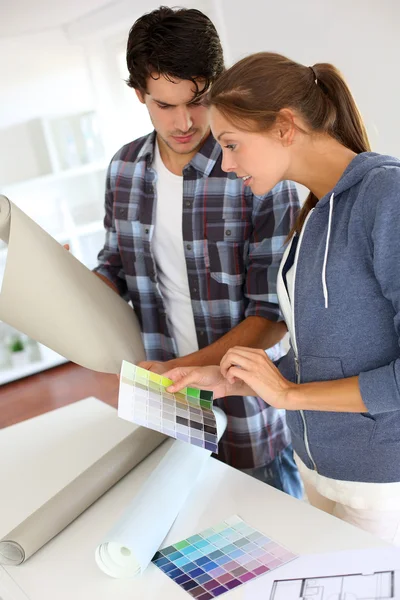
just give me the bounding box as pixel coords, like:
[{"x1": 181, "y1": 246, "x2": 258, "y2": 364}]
[
  {"x1": 212, "y1": 0, "x2": 400, "y2": 157},
  {"x1": 0, "y1": 0, "x2": 214, "y2": 156},
  {"x1": 65, "y1": 0, "x2": 214, "y2": 41},
  {"x1": 0, "y1": 30, "x2": 94, "y2": 129},
  {"x1": 2, "y1": 0, "x2": 399, "y2": 158}
]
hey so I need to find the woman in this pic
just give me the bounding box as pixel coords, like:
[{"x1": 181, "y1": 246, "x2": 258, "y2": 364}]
[{"x1": 164, "y1": 52, "x2": 400, "y2": 545}]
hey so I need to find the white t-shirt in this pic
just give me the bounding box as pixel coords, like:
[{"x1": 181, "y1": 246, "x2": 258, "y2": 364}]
[{"x1": 152, "y1": 141, "x2": 199, "y2": 357}]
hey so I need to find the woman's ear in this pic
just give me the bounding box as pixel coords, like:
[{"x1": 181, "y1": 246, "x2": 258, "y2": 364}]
[{"x1": 276, "y1": 108, "x2": 296, "y2": 146}]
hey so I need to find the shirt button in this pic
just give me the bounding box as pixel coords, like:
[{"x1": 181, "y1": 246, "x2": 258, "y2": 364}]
[
  {"x1": 193, "y1": 287, "x2": 197, "y2": 293},
  {"x1": 145, "y1": 228, "x2": 149, "y2": 234},
  {"x1": 120, "y1": 208, "x2": 126, "y2": 216},
  {"x1": 226, "y1": 230, "x2": 232, "y2": 236},
  {"x1": 199, "y1": 330, "x2": 205, "y2": 336},
  {"x1": 187, "y1": 244, "x2": 192, "y2": 250},
  {"x1": 185, "y1": 201, "x2": 192, "y2": 207}
]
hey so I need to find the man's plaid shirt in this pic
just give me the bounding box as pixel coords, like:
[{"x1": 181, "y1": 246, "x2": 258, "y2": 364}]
[{"x1": 94, "y1": 131, "x2": 300, "y2": 469}]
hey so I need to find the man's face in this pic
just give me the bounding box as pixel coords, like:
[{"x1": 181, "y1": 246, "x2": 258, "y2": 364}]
[{"x1": 136, "y1": 74, "x2": 210, "y2": 155}]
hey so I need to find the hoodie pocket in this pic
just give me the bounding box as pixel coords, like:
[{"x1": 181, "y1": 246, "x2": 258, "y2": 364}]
[
  {"x1": 300, "y1": 354, "x2": 344, "y2": 383},
  {"x1": 372, "y1": 412, "x2": 400, "y2": 446},
  {"x1": 300, "y1": 355, "x2": 377, "y2": 448},
  {"x1": 277, "y1": 348, "x2": 296, "y2": 383}
]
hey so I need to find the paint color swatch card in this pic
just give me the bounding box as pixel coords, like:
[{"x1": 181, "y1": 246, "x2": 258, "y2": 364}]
[
  {"x1": 152, "y1": 515, "x2": 298, "y2": 598},
  {"x1": 118, "y1": 361, "x2": 218, "y2": 453}
]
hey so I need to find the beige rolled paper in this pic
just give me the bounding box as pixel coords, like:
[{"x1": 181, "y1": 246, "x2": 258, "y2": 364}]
[
  {"x1": 0, "y1": 424, "x2": 165, "y2": 566},
  {"x1": 0, "y1": 194, "x2": 145, "y2": 374}
]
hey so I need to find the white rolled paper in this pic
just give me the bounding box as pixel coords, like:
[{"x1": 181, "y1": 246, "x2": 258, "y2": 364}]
[{"x1": 95, "y1": 407, "x2": 227, "y2": 578}]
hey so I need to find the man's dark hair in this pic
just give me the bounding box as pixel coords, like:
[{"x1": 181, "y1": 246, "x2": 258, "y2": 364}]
[{"x1": 126, "y1": 6, "x2": 224, "y2": 98}]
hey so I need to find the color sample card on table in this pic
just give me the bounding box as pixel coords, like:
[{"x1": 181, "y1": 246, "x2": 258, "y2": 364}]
[
  {"x1": 152, "y1": 515, "x2": 298, "y2": 598},
  {"x1": 118, "y1": 360, "x2": 218, "y2": 452}
]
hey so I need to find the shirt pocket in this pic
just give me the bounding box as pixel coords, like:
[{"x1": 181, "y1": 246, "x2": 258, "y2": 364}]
[
  {"x1": 115, "y1": 201, "x2": 140, "y2": 222},
  {"x1": 114, "y1": 203, "x2": 147, "y2": 276},
  {"x1": 205, "y1": 218, "x2": 251, "y2": 284}
]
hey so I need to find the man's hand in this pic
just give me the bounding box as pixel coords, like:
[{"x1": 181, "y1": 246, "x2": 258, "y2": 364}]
[
  {"x1": 138, "y1": 356, "x2": 190, "y2": 374},
  {"x1": 138, "y1": 360, "x2": 171, "y2": 375}
]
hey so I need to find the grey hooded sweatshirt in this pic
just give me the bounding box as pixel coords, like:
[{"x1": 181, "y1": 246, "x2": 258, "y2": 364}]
[{"x1": 278, "y1": 152, "x2": 400, "y2": 483}]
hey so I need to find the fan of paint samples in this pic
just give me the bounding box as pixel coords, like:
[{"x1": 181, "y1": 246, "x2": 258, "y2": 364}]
[
  {"x1": 118, "y1": 361, "x2": 218, "y2": 452},
  {"x1": 152, "y1": 515, "x2": 297, "y2": 598}
]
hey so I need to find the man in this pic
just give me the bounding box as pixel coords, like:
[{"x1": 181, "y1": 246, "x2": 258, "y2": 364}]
[{"x1": 94, "y1": 6, "x2": 302, "y2": 497}]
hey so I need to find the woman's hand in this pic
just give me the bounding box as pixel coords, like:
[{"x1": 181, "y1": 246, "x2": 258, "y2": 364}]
[
  {"x1": 163, "y1": 365, "x2": 252, "y2": 399},
  {"x1": 220, "y1": 347, "x2": 294, "y2": 409}
]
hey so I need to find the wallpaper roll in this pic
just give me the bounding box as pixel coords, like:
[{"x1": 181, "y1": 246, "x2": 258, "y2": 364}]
[
  {"x1": 0, "y1": 194, "x2": 145, "y2": 374},
  {"x1": 0, "y1": 425, "x2": 166, "y2": 566},
  {"x1": 95, "y1": 408, "x2": 227, "y2": 578}
]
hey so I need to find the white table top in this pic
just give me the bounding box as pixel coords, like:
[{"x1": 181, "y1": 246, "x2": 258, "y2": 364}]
[{"x1": 0, "y1": 398, "x2": 384, "y2": 600}]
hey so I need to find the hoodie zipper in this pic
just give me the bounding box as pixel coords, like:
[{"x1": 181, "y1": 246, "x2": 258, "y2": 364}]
[{"x1": 291, "y1": 208, "x2": 317, "y2": 472}]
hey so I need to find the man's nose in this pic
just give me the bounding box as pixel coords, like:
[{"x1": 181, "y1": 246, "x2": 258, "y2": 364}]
[{"x1": 174, "y1": 106, "x2": 193, "y2": 132}]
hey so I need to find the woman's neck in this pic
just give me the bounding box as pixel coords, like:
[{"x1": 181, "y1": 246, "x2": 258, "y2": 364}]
[{"x1": 290, "y1": 135, "x2": 358, "y2": 200}]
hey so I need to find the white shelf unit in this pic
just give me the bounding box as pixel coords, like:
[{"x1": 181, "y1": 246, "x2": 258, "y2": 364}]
[
  {"x1": 0, "y1": 345, "x2": 68, "y2": 386},
  {"x1": 0, "y1": 111, "x2": 108, "y2": 384}
]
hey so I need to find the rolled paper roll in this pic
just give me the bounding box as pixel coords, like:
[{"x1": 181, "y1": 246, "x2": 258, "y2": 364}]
[
  {"x1": 0, "y1": 193, "x2": 11, "y2": 242},
  {"x1": 0, "y1": 425, "x2": 165, "y2": 566},
  {"x1": 95, "y1": 407, "x2": 227, "y2": 578},
  {"x1": 0, "y1": 194, "x2": 145, "y2": 374}
]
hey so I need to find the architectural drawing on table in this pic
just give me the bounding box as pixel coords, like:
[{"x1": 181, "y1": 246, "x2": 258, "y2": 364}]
[{"x1": 270, "y1": 570, "x2": 394, "y2": 600}]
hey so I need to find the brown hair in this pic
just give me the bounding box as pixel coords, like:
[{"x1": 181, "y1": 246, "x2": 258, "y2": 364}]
[
  {"x1": 208, "y1": 52, "x2": 370, "y2": 236},
  {"x1": 126, "y1": 6, "x2": 224, "y2": 99}
]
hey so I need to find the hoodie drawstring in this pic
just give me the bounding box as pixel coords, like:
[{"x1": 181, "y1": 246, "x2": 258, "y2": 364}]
[{"x1": 322, "y1": 193, "x2": 335, "y2": 309}]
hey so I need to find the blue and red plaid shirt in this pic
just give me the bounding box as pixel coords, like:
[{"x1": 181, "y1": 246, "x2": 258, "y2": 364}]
[{"x1": 95, "y1": 131, "x2": 300, "y2": 469}]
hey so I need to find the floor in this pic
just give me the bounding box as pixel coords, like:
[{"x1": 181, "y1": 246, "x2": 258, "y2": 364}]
[{"x1": 0, "y1": 362, "x2": 119, "y2": 428}]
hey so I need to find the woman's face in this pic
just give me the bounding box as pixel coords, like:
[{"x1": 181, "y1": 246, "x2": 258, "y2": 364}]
[{"x1": 210, "y1": 106, "x2": 291, "y2": 196}]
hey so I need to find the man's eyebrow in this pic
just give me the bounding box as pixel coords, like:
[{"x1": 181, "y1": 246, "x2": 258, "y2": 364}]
[
  {"x1": 153, "y1": 99, "x2": 175, "y2": 107},
  {"x1": 152, "y1": 97, "x2": 204, "y2": 107}
]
